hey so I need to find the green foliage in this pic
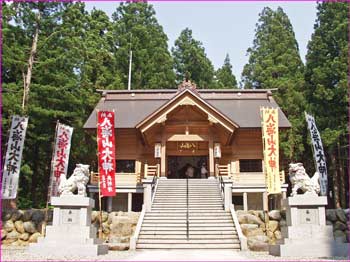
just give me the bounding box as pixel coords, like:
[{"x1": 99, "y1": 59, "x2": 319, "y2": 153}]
[
  {"x1": 215, "y1": 54, "x2": 238, "y2": 89},
  {"x1": 172, "y1": 28, "x2": 215, "y2": 88},
  {"x1": 241, "y1": 7, "x2": 306, "y2": 163},
  {"x1": 304, "y1": 2, "x2": 348, "y2": 151},
  {"x1": 111, "y1": 2, "x2": 175, "y2": 89}
]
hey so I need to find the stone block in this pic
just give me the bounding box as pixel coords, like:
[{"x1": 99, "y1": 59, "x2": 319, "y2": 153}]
[{"x1": 29, "y1": 196, "x2": 108, "y2": 256}]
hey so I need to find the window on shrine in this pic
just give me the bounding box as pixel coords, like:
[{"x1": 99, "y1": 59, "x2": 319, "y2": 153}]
[
  {"x1": 116, "y1": 160, "x2": 135, "y2": 173},
  {"x1": 239, "y1": 159, "x2": 262, "y2": 172}
]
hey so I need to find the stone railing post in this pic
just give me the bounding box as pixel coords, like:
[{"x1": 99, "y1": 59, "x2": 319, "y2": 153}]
[
  {"x1": 142, "y1": 177, "x2": 154, "y2": 212},
  {"x1": 223, "y1": 177, "x2": 232, "y2": 211}
]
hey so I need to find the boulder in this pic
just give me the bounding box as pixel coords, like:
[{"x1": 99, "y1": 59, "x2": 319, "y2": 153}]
[
  {"x1": 274, "y1": 230, "x2": 282, "y2": 240},
  {"x1": 336, "y1": 209, "x2": 347, "y2": 223},
  {"x1": 2, "y1": 210, "x2": 12, "y2": 221},
  {"x1": 334, "y1": 221, "x2": 347, "y2": 231},
  {"x1": 23, "y1": 221, "x2": 37, "y2": 234},
  {"x1": 11, "y1": 210, "x2": 24, "y2": 221},
  {"x1": 101, "y1": 211, "x2": 109, "y2": 223},
  {"x1": 279, "y1": 219, "x2": 287, "y2": 227},
  {"x1": 240, "y1": 224, "x2": 258, "y2": 235},
  {"x1": 3, "y1": 220, "x2": 14, "y2": 232},
  {"x1": 1, "y1": 229, "x2": 7, "y2": 240},
  {"x1": 266, "y1": 230, "x2": 275, "y2": 241},
  {"x1": 326, "y1": 209, "x2": 337, "y2": 222},
  {"x1": 6, "y1": 230, "x2": 20, "y2": 241},
  {"x1": 14, "y1": 221, "x2": 25, "y2": 234},
  {"x1": 268, "y1": 210, "x2": 281, "y2": 221},
  {"x1": 245, "y1": 228, "x2": 265, "y2": 237},
  {"x1": 22, "y1": 210, "x2": 33, "y2": 222},
  {"x1": 91, "y1": 211, "x2": 99, "y2": 223},
  {"x1": 247, "y1": 235, "x2": 269, "y2": 251},
  {"x1": 258, "y1": 211, "x2": 267, "y2": 222},
  {"x1": 334, "y1": 230, "x2": 346, "y2": 243},
  {"x1": 128, "y1": 212, "x2": 140, "y2": 224},
  {"x1": 11, "y1": 239, "x2": 28, "y2": 246},
  {"x1": 280, "y1": 209, "x2": 286, "y2": 219},
  {"x1": 110, "y1": 221, "x2": 133, "y2": 237},
  {"x1": 268, "y1": 220, "x2": 279, "y2": 232},
  {"x1": 102, "y1": 222, "x2": 110, "y2": 234},
  {"x1": 344, "y1": 208, "x2": 350, "y2": 217},
  {"x1": 108, "y1": 212, "x2": 118, "y2": 224},
  {"x1": 28, "y1": 232, "x2": 41, "y2": 243},
  {"x1": 239, "y1": 214, "x2": 264, "y2": 225},
  {"x1": 108, "y1": 243, "x2": 129, "y2": 251},
  {"x1": 19, "y1": 232, "x2": 30, "y2": 241},
  {"x1": 31, "y1": 210, "x2": 45, "y2": 225},
  {"x1": 2, "y1": 239, "x2": 17, "y2": 245}
]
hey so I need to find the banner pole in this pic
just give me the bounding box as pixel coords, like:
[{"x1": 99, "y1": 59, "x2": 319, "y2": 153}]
[
  {"x1": 43, "y1": 120, "x2": 60, "y2": 236},
  {"x1": 98, "y1": 174, "x2": 103, "y2": 239}
]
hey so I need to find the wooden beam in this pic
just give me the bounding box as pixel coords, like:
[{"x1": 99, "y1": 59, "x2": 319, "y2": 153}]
[{"x1": 167, "y1": 134, "x2": 209, "y2": 142}]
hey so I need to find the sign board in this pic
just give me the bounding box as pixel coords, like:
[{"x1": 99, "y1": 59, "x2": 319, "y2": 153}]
[
  {"x1": 305, "y1": 112, "x2": 328, "y2": 196},
  {"x1": 49, "y1": 122, "x2": 73, "y2": 199},
  {"x1": 261, "y1": 107, "x2": 281, "y2": 195},
  {"x1": 2, "y1": 115, "x2": 28, "y2": 199},
  {"x1": 97, "y1": 111, "x2": 116, "y2": 197}
]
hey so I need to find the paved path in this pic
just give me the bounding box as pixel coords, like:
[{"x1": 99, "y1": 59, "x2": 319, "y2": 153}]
[{"x1": 2, "y1": 247, "x2": 348, "y2": 261}]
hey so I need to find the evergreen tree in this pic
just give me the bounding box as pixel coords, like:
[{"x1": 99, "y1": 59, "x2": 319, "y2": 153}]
[
  {"x1": 111, "y1": 2, "x2": 175, "y2": 89},
  {"x1": 215, "y1": 54, "x2": 237, "y2": 88},
  {"x1": 304, "y1": 2, "x2": 348, "y2": 208},
  {"x1": 172, "y1": 28, "x2": 215, "y2": 88},
  {"x1": 241, "y1": 7, "x2": 306, "y2": 163}
]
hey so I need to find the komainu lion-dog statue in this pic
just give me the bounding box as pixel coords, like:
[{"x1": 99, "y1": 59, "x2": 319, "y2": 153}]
[
  {"x1": 288, "y1": 163, "x2": 320, "y2": 196},
  {"x1": 58, "y1": 164, "x2": 90, "y2": 196}
]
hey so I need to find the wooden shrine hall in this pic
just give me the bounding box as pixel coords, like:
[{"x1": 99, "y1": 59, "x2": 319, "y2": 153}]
[{"x1": 84, "y1": 81, "x2": 291, "y2": 212}]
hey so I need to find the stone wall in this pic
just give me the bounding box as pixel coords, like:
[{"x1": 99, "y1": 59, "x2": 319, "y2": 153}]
[
  {"x1": 2, "y1": 209, "x2": 140, "y2": 250},
  {"x1": 237, "y1": 209, "x2": 350, "y2": 252},
  {"x1": 2, "y1": 209, "x2": 48, "y2": 246},
  {"x1": 237, "y1": 210, "x2": 284, "y2": 251},
  {"x1": 326, "y1": 209, "x2": 349, "y2": 243}
]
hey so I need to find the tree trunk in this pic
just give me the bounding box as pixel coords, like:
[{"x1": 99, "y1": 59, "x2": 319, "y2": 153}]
[
  {"x1": 330, "y1": 152, "x2": 341, "y2": 208},
  {"x1": 22, "y1": 13, "x2": 40, "y2": 112},
  {"x1": 337, "y1": 142, "x2": 346, "y2": 208}
]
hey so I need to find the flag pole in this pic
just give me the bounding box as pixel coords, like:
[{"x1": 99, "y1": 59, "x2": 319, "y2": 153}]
[
  {"x1": 43, "y1": 120, "x2": 60, "y2": 236},
  {"x1": 96, "y1": 109, "x2": 103, "y2": 239}
]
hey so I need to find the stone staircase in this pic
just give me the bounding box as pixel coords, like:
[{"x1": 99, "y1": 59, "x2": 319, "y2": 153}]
[{"x1": 136, "y1": 179, "x2": 241, "y2": 249}]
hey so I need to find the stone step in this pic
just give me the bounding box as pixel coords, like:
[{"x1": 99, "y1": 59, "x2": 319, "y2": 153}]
[
  {"x1": 151, "y1": 208, "x2": 224, "y2": 211},
  {"x1": 146, "y1": 212, "x2": 230, "y2": 215},
  {"x1": 137, "y1": 239, "x2": 240, "y2": 244},
  {"x1": 136, "y1": 243, "x2": 240, "y2": 249},
  {"x1": 152, "y1": 204, "x2": 223, "y2": 207},
  {"x1": 138, "y1": 234, "x2": 238, "y2": 239},
  {"x1": 144, "y1": 215, "x2": 232, "y2": 219},
  {"x1": 142, "y1": 223, "x2": 234, "y2": 227},
  {"x1": 140, "y1": 226, "x2": 235, "y2": 231},
  {"x1": 142, "y1": 219, "x2": 233, "y2": 223},
  {"x1": 139, "y1": 230, "x2": 237, "y2": 235}
]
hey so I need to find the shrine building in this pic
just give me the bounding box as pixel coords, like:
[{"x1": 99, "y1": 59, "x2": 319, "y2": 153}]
[{"x1": 84, "y1": 81, "x2": 290, "y2": 212}]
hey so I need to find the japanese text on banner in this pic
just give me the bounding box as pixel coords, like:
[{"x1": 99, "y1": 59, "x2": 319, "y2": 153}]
[
  {"x1": 305, "y1": 112, "x2": 327, "y2": 196},
  {"x1": 2, "y1": 115, "x2": 28, "y2": 199},
  {"x1": 97, "y1": 111, "x2": 116, "y2": 197},
  {"x1": 49, "y1": 123, "x2": 73, "y2": 199},
  {"x1": 261, "y1": 108, "x2": 281, "y2": 195}
]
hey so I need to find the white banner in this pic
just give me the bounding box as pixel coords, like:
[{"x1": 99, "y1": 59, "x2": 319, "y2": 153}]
[
  {"x1": 2, "y1": 115, "x2": 29, "y2": 199},
  {"x1": 49, "y1": 122, "x2": 73, "y2": 199},
  {"x1": 305, "y1": 112, "x2": 328, "y2": 196}
]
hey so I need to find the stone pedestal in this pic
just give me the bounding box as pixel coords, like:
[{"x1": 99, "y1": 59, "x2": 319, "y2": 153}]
[
  {"x1": 29, "y1": 196, "x2": 108, "y2": 256},
  {"x1": 269, "y1": 194, "x2": 348, "y2": 257}
]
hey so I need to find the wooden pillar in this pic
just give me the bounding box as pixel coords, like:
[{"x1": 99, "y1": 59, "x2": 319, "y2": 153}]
[
  {"x1": 262, "y1": 192, "x2": 268, "y2": 211},
  {"x1": 209, "y1": 135, "x2": 214, "y2": 177},
  {"x1": 107, "y1": 197, "x2": 113, "y2": 212},
  {"x1": 128, "y1": 192, "x2": 132, "y2": 212},
  {"x1": 161, "y1": 133, "x2": 166, "y2": 177},
  {"x1": 243, "y1": 192, "x2": 248, "y2": 211}
]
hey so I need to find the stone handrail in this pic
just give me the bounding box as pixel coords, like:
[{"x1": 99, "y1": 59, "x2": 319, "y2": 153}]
[
  {"x1": 230, "y1": 204, "x2": 248, "y2": 250},
  {"x1": 129, "y1": 205, "x2": 146, "y2": 250}
]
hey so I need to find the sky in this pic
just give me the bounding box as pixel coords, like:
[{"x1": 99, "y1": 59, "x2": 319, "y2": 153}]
[{"x1": 85, "y1": 1, "x2": 318, "y2": 83}]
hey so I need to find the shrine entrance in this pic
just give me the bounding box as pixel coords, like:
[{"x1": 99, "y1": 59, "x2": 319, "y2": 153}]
[{"x1": 167, "y1": 156, "x2": 208, "y2": 179}]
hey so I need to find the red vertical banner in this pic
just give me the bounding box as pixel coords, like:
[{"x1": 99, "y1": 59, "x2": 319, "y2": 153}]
[{"x1": 97, "y1": 111, "x2": 116, "y2": 197}]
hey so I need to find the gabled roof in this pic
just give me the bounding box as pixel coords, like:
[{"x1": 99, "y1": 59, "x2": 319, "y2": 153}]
[
  {"x1": 135, "y1": 88, "x2": 239, "y2": 133},
  {"x1": 83, "y1": 88, "x2": 291, "y2": 129}
]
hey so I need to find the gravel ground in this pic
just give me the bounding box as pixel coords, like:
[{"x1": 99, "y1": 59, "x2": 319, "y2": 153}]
[{"x1": 1, "y1": 246, "x2": 349, "y2": 261}]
